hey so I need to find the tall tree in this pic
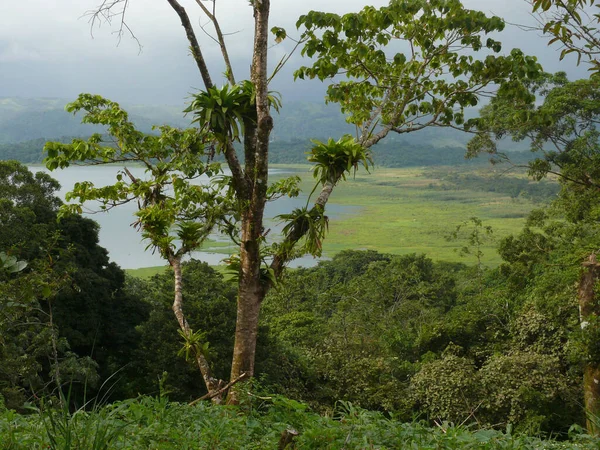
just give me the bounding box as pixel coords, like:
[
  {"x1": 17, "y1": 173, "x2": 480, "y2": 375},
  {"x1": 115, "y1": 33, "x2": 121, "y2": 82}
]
[
  {"x1": 45, "y1": 99, "x2": 240, "y2": 401},
  {"x1": 468, "y1": 72, "x2": 600, "y2": 433},
  {"x1": 57, "y1": 0, "x2": 539, "y2": 403}
]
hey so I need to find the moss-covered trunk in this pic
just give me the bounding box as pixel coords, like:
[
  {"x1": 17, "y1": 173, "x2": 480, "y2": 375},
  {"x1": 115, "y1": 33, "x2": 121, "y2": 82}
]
[{"x1": 579, "y1": 254, "x2": 600, "y2": 435}]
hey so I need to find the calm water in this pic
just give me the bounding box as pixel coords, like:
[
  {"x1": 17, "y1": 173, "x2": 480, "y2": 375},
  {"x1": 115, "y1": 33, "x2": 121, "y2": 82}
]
[{"x1": 34, "y1": 166, "x2": 359, "y2": 269}]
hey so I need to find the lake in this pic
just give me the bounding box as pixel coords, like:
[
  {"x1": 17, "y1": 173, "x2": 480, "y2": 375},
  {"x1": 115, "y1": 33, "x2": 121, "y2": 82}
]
[{"x1": 34, "y1": 166, "x2": 359, "y2": 269}]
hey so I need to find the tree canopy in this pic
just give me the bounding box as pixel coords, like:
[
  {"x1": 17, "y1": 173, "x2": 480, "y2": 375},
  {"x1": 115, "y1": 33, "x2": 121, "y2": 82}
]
[{"x1": 0, "y1": 161, "x2": 148, "y2": 408}]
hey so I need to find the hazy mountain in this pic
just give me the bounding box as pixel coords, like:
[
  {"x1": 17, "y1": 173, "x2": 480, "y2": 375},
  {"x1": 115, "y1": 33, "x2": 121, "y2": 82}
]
[
  {"x1": 0, "y1": 97, "x2": 194, "y2": 144},
  {"x1": 0, "y1": 97, "x2": 528, "y2": 160}
]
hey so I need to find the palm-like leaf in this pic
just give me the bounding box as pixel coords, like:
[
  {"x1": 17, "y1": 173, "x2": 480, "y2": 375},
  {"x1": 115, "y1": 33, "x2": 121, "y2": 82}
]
[
  {"x1": 278, "y1": 205, "x2": 329, "y2": 256},
  {"x1": 308, "y1": 135, "x2": 372, "y2": 185},
  {"x1": 185, "y1": 81, "x2": 282, "y2": 145},
  {"x1": 177, "y1": 328, "x2": 207, "y2": 362}
]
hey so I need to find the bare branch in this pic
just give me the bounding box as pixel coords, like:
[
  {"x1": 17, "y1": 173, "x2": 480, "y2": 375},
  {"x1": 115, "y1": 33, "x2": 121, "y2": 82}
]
[
  {"x1": 194, "y1": 0, "x2": 236, "y2": 85},
  {"x1": 268, "y1": 36, "x2": 307, "y2": 84},
  {"x1": 85, "y1": 0, "x2": 142, "y2": 51}
]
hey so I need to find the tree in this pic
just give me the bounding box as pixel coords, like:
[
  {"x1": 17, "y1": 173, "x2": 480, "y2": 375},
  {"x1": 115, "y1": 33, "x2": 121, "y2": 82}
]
[
  {"x1": 446, "y1": 216, "x2": 494, "y2": 292},
  {"x1": 469, "y1": 72, "x2": 600, "y2": 222},
  {"x1": 468, "y1": 73, "x2": 600, "y2": 432},
  {"x1": 0, "y1": 162, "x2": 147, "y2": 408},
  {"x1": 530, "y1": 0, "x2": 600, "y2": 74},
  {"x1": 294, "y1": 0, "x2": 540, "y2": 147},
  {"x1": 130, "y1": 260, "x2": 237, "y2": 401},
  {"x1": 260, "y1": 251, "x2": 463, "y2": 412},
  {"x1": 45, "y1": 97, "x2": 242, "y2": 401},
  {"x1": 55, "y1": 0, "x2": 540, "y2": 403}
]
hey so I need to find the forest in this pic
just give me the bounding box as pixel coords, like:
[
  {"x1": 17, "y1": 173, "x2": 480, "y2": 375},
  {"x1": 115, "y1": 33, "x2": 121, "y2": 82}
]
[{"x1": 3, "y1": 0, "x2": 600, "y2": 448}]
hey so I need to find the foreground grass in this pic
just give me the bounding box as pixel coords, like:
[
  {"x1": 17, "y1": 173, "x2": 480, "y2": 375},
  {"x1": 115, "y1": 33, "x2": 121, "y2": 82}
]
[{"x1": 1, "y1": 396, "x2": 597, "y2": 449}]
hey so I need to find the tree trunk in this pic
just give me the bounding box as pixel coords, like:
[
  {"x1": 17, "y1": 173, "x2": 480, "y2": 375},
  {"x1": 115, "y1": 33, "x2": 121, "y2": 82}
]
[
  {"x1": 578, "y1": 253, "x2": 600, "y2": 435},
  {"x1": 226, "y1": 0, "x2": 272, "y2": 405},
  {"x1": 226, "y1": 207, "x2": 265, "y2": 404},
  {"x1": 169, "y1": 255, "x2": 223, "y2": 403}
]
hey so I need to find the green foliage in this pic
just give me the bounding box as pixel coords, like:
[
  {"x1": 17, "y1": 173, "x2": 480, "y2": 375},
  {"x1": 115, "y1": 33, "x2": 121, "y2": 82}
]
[
  {"x1": 261, "y1": 251, "x2": 459, "y2": 413},
  {"x1": 412, "y1": 350, "x2": 579, "y2": 434},
  {"x1": 128, "y1": 261, "x2": 236, "y2": 400},
  {"x1": 266, "y1": 175, "x2": 301, "y2": 201},
  {"x1": 0, "y1": 251, "x2": 74, "y2": 410},
  {"x1": 39, "y1": 389, "x2": 131, "y2": 450},
  {"x1": 479, "y1": 352, "x2": 578, "y2": 434},
  {"x1": 185, "y1": 81, "x2": 281, "y2": 145},
  {"x1": 307, "y1": 135, "x2": 371, "y2": 185},
  {"x1": 44, "y1": 94, "x2": 235, "y2": 261},
  {"x1": 0, "y1": 252, "x2": 27, "y2": 274},
  {"x1": 470, "y1": 74, "x2": 600, "y2": 223},
  {"x1": 411, "y1": 354, "x2": 480, "y2": 423},
  {"x1": 278, "y1": 206, "x2": 328, "y2": 257},
  {"x1": 185, "y1": 83, "x2": 252, "y2": 144},
  {"x1": 0, "y1": 395, "x2": 598, "y2": 449},
  {"x1": 177, "y1": 328, "x2": 209, "y2": 363},
  {"x1": 531, "y1": 0, "x2": 600, "y2": 73},
  {"x1": 446, "y1": 217, "x2": 494, "y2": 280},
  {"x1": 223, "y1": 254, "x2": 277, "y2": 287},
  {"x1": 296, "y1": 0, "x2": 541, "y2": 142},
  {"x1": 0, "y1": 162, "x2": 148, "y2": 409},
  {"x1": 273, "y1": 136, "x2": 371, "y2": 260},
  {"x1": 257, "y1": 243, "x2": 597, "y2": 434}
]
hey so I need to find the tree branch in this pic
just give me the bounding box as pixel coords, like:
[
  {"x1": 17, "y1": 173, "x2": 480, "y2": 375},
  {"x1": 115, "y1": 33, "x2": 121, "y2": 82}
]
[
  {"x1": 270, "y1": 179, "x2": 336, "y2": 281},
  {"x1": 188, "y1": 372, "x2": 248, "y2": 405},
  {"x1": 193, "y1": 0, "x2": 236, "y2": 85},
  {"x1": 86, "y1": 0, "x2": 142, "y2": 51},
  {"x1": 165, "y1": 0, "x2": 214, "y2": 90}
]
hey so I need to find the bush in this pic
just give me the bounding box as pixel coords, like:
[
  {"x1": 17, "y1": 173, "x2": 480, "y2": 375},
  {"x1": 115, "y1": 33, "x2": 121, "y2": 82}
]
[
  {"x1": 479, "y1": 352, "x2": 580, "y2": 434},
  {"x1": 410, "y1": 354, "x2": 481, "y2": 423}
]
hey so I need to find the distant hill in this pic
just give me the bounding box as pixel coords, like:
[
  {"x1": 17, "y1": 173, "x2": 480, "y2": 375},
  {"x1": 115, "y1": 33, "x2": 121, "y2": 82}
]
[
  {"x1": 0, "y1": 97, "x2": 192, "y2": 144},
  {"x1": 0, "y1": 96, "x2": 530, "y2": 165},
  {"x1": 1, "y1": 134, "x2": 533, "y2": 169}
]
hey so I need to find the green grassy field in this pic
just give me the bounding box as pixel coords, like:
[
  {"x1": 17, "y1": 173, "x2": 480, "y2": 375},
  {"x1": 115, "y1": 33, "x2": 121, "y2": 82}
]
[
  {"x1": 126, "y1": 165, "x2": 546, "y2": 277},
  {"x1": 317, "y1": 166, "x2": 538, "y2": 266},
  {"x1": 126, "y1": 264, "x2": 232, "y2": 279},
  {"x1": 125, "y1": 265, "x2": 169, "y2": 278}
]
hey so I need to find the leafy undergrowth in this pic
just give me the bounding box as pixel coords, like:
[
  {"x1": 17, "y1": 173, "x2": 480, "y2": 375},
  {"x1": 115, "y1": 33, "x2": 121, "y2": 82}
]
[{"x1": 0, "y1": 396, "x2": 597, "y2": 449}]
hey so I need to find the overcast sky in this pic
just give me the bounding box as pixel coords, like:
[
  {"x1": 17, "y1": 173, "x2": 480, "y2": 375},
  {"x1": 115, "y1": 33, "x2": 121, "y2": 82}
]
[{"x1": 0, "y1": 0, "x2": 588, "y2": 106}]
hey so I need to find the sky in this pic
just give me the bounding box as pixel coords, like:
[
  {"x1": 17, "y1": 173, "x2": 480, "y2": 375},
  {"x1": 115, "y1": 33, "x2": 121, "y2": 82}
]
[{"x1": 0, "y1": 0, "x2": 589, "y2": 106}]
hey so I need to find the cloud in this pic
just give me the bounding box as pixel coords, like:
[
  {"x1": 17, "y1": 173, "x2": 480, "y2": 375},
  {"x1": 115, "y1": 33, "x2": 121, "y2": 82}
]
[
  {"x1": 0, "y1": 42, "x2": 43, "y2": 62},
  {"x1": 0, "y1": 0, "x2": 589, "y2": 105}
]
